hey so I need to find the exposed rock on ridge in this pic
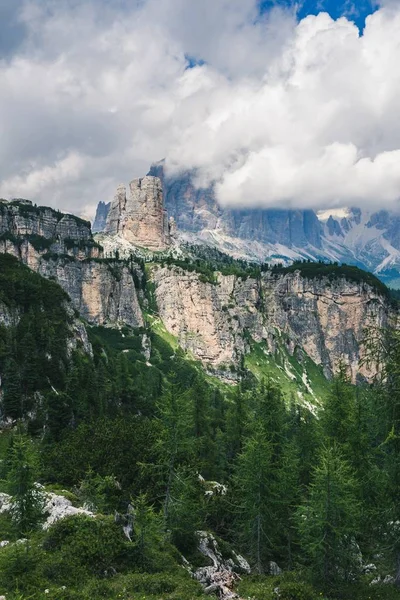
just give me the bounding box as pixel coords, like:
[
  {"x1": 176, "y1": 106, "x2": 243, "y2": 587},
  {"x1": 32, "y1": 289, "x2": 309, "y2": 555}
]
[
  {"x1": 0, "y1": 200, "x2": 144, "y2": 328},
  {"x1": 105, "y1": 176, "x2": 172, "y2": 250},
  {"x1": 93, "y1": 201, "x2": 111, "y2": 233},
  {"x1": 1, "y1": 199, "x2": 92, "y2": 244},
  {"x1": 152, "y1": 265, "x2": 392, "y2": 382}
]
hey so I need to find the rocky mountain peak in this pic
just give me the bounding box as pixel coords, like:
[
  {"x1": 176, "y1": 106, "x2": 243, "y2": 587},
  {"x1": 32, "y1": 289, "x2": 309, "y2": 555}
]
[{"x1": 104, "y1": 175, "x2": 172, "y2": 250}]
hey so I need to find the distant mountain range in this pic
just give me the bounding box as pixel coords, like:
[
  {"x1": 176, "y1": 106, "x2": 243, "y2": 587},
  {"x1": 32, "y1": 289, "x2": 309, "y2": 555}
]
[{"x1": 93, "y1": 163, "x2": 400, "y2": 288}]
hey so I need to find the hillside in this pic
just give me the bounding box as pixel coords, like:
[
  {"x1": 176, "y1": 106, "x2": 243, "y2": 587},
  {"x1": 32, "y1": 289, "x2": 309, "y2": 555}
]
[{"x1": 1, "y1": 198, "x2": 400, "y2": 600}]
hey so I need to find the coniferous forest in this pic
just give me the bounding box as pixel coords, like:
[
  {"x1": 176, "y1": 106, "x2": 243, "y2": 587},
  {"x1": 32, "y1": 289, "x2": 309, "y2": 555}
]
[{"x1": 1, "y1": 254, "x2": 400, "y2": 600}]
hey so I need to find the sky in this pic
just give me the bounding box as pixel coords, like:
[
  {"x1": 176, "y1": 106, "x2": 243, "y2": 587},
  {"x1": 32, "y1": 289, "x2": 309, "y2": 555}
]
[{"x1": 0, "y1": 0, "x2": 399, "y2": 218}]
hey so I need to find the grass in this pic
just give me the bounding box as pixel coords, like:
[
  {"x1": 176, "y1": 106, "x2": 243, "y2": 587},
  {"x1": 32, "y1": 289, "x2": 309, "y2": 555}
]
[
  {"x1": 244, "y1": 335, "x2": 329, "y2": 412},
  {"x1": 145, "y1": 313, "x2": 179, "y2": 351},
  {"x1": 238, "y1": 574, "x2": 400, "y2": 600}
]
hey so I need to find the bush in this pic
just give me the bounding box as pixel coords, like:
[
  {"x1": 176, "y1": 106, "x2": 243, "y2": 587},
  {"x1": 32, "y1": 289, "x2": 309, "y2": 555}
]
[
  {"x1": 43, "y1": 515, "x2": 133, "y2": 577},
  {"x1": 275, "y1": 581, "x2": 317, "y2": 600},
  {"x1": 120, "y1": 572, "x2": 206, "y2": 598}
]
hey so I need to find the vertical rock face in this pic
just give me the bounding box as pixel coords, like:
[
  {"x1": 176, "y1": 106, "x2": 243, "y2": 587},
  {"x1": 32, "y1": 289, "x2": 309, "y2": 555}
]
[
  {"x1": 0, "y1": 201, "x2": 144, "y2": 328},
  {"x1": 37, "y1": 258, "x2": 144, "y2": 328},
  {"x1": 93, "y1": 201, "x2": 111, "y2": 233},
  {"x1": 147, "y1": 163, "x2": 323, "y2": 248},
  {"x1": 261, "y1": 272, "x2": 390, "y2": 382},
  {"x1": 105, "y1": 176, "x2": 171, "y2": 250},
  {"x1": 0, "y1": 199, "x2": 92, "y2": 242},
  {"x1": 151, "y1": 265, "x2": 393, "y2": 382},
  {"x1": 152, "y1": 266, "x2": 264, "y2": 365}
]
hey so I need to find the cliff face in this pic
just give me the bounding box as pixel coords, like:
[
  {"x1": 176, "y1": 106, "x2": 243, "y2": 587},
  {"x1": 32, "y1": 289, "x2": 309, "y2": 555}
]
[
  {"x1": 0, "y1": 199, "x2": 92, "y2": 242},
  {"x1": 105, "y1": 176, "x2": 171, "y2": 250},
  {"x1": 0, "y1": 199, "x2": 394, "y2": 381},
  {"x1": 147, "y1": 164, "x2": 323, "y2": 249},
  {"x1": 261, "y1": 272, "x2": 389, "y2": 382},
  {"x1": 152, "y1": 267, "x2": 264, "y2": 365},
  {"x1": 93, "y1": 201, "x2": 111, "y2": 233},
  {"x1": 37, "y1": 257, "x2": 144, "y2": 328},
  {"x1": 152, "y1": 265, "x2": 392, "y2": 382},
  {"x1": 0, "y1": 200, "x2": 144, "y2": 328}
]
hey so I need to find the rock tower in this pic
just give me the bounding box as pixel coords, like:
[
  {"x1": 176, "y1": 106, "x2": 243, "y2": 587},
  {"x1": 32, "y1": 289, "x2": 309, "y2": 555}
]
[{"x1": 105, "y1": 176, "x2": 172, "y2": 250}]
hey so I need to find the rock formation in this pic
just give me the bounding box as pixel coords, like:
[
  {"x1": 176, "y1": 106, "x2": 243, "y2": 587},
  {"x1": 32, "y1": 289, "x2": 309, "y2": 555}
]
[
  {"x1": 92, "y1": 201, "x2": 111, "y2": 233},
  {"x1": 193, "y1": 531, "x2": 250, "y2": 599},
  {"x1": 0, "y1": 198, "x2": 395, "y2": 382},
  {"x1": 151, "y1": 265, "x2": 393, "y2": 382},
  {"x1": 0, "y1": 200, "x2": 144, "y2": 328},
  {"x1": 104, "y1": 176, "x2": 171, "y2": 250},
  {"x1": 94, "y1": 164, "x2": 400, "y2": 285}
]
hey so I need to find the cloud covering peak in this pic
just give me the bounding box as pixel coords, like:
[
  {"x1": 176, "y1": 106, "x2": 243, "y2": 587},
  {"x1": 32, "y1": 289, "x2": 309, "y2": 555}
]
[{"x1": 1, "y1": 0, "x2": 400, "y2": 216}]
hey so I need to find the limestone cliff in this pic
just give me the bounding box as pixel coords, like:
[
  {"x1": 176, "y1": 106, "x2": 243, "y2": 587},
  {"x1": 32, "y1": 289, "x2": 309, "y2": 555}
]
[
  {"x1": 105, "y1": 176, "x2": 172, "y2": 250},
  {"x1": 151, "y1": 265, "x2": 393, "y2": 382},
  {"x1": 93, "y1": 201, "x2": 111, "y2": 233},
  {"x1": 37, "y1": 257, "x2": 143, "y2": 328},
  {"x1": 0, "y1": 199, "x2": 394, "y2": 382},
  {"x1": 0, "y1": 200, "x2": 144, "y2": 328}
]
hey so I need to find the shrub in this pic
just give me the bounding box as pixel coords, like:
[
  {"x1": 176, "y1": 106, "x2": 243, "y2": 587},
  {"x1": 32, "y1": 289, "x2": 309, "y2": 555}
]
[
  {"x1": 275, "y1": 581, "x2": 317, "y2": 600},
  {"x1": 43, "y1": 515, "x2": 133, "y2": 577}
]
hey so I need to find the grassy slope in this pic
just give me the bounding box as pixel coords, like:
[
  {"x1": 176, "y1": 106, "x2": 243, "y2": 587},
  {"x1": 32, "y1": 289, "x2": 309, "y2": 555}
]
[{"x1": 245, "y1": 335, "x2": 329, "y2": 413}]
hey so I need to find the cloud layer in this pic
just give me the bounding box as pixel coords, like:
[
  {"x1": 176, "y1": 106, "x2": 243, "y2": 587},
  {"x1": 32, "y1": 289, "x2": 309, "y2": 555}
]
[{"x1": 0, "y1": 0, "x2": 400, "y2": 216}]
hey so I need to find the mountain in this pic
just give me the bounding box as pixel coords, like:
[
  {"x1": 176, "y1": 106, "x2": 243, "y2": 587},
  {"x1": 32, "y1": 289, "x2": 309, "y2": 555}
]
[
  {"x1": 318, "y1": 207, "x2": 400, "y2": 287},
  {"x1": 93, "y1": 165, "x2": 400, "y2": 286},
  {"x1": 2, "y1": 185, "x2": 400, "y2": 600},
  {"x1": 91, "y1": 173, "x2": 394, "y2": 387},
  {"x1": 0, "y1": 198, "x2": 143, "y2": 328},
  {"x1": 92, "y1": 200, "x2": 110, "y2": 233}
]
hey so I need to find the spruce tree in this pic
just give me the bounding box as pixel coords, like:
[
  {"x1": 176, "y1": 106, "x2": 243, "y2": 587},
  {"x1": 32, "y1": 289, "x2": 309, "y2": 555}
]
[
  {"x1": 155, "y1": 382, "x2": 193, "y2": 529},
  {"x1": 234, "y1": 422, "x2": 274, "y2": 573},
  {"x1": 297, "y1": 444, "x2": 360, "y2": 586},
  {"x1": 7, "y1": 435, "x2": 44, "y2": 535}
]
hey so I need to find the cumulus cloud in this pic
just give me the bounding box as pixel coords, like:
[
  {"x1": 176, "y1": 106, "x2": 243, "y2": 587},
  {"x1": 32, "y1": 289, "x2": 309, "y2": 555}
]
[{"x1": 0, "y1": 0, "x2": 400, "y2": 216}]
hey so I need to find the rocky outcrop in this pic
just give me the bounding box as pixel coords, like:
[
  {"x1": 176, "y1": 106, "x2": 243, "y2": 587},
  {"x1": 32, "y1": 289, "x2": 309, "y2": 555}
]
[
  {"x1": 261, "y1": 272, "x2": 390, "y2": 382},
  {"x1": 0, "y1": 489, "x2": 93, "y2": 531},
  {"x1": 0, "y1": 202, "x2": 144, "y2": 328},
  {"x1": 193, "y1": 531, "x2": 250, "y2": 600},
  {"x1": 152, "y1": 266, "x2": 264, "y2": 366},
  {"x1": 37, "y1": 257, "x2": 143, "y2": 328},
  {"x1": 151, "y1": 265, "x2": 393, "y2": 382},
  {"x1": 0, "y1": 199, "x2": 92, "y2": 243},
  {"x1": 105, "y1": 176, "x2": 171, "y2": 250},
  {"x1": 93, "y1": 201, "x2": 111, "y2": 233}
]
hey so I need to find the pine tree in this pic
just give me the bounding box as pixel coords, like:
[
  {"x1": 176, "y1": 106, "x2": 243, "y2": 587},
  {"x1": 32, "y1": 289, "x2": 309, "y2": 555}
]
[
  {"x1": 2, "y1": 358, "x2": 23, "y2": 420},
  {"x1": 321, "y1": 368, "x2": 355, "y2": 450},
  {"x1": 275, "y1": 440, "x2": 301, "y2": 570},
  {"x1": 297, "y1": 444, "x2": 360, "y2": 586},
  {"x1": 234, "y1": 422, "x2": 274, "y2": 573},
  {"x1": 226, "y1": 386, "x2": 247, "y2": 462},
  {"x1": 7, "y1": 435, "x2": 44, "y2": 535},
  {"x1": 155, "y1": 382, "x2": 193, "y2": 529}
]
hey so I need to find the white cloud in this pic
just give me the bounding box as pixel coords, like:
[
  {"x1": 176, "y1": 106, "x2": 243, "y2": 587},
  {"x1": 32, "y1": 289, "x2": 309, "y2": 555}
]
[{"x1": 0, "y1": 0, "x2": 400, "y2": 215}]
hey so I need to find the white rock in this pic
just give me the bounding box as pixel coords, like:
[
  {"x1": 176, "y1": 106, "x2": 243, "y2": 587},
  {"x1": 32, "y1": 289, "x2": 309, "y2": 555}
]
[
  {"x1": 43, "y1": 493, "x2": 93, "y2": 529},
  {"x1": 0, "y1": 493, "x2": 11, "y2": 514},
  {"x1": 193, "y1": 531, "x2": 250, "y2": 600}
]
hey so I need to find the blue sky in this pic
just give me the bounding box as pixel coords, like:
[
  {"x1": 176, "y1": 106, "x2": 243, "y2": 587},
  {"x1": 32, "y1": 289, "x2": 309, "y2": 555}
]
[{"x1": 260, "y1": 0, "x2": 379, "y2": 29}]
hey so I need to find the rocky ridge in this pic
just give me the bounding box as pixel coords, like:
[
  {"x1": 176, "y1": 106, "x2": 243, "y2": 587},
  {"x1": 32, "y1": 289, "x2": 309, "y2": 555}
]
[
  {"x1": 93, "y1": 165, "x2": 400, "y2": 286},
  {"x1": 0, "y1": 199, "x2": 143, "y2": 328},
  {"x1": 151, "y1": 265, "x2": 392, "y2": 383},
  {"x1": 0, "y1": 195, "x2": 395, "y2": 385},
  {"x1": 105, "y1": 176, "x2": 173, "y2": 250}
]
